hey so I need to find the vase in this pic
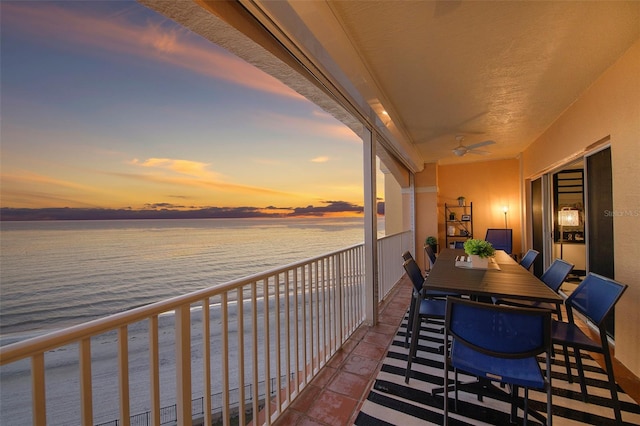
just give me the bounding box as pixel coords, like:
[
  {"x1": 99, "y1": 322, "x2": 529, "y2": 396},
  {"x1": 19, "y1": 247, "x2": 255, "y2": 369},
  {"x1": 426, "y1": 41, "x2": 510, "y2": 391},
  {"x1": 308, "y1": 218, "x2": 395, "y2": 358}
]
[{"x1": 469, "y1": 254, "x2": 488, "y2": 269}]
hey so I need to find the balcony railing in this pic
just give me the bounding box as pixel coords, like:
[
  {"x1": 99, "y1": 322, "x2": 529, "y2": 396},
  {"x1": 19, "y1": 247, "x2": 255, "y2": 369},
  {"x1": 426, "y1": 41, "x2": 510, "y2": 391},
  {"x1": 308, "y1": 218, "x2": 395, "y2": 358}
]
[{"x1": 0, "y1": 231, "x2": 410, "y2": 426}]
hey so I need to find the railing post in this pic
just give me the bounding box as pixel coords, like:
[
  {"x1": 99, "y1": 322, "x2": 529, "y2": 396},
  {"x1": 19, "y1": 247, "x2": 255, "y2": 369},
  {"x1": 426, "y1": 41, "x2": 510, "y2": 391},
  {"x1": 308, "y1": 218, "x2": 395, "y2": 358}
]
[
  {"x1": 175, "y1": 305, "x2": 192, "y2": 425},
  {"x1": 79, "y1": 338, "x2": 93, "y2": 425},
  {"x1": 118, "y1": 326, "x2": 130, "y2": 426},
  {"x1": 149, "y1": 315, "x2": 161, "y2": 426},
  {"x1": 31, "y1": 354, "x2": 46, "y2": 426}
]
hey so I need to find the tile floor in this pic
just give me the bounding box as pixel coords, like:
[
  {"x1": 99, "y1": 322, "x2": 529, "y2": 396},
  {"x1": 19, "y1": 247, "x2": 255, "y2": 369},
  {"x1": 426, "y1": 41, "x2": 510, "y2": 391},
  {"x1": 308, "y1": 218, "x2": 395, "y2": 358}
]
[
  {"x1": 272, "y1": 276, "x2": 413, "y2": 426},
  {"x1": 272, "y1": 275, "x2": 640, "y2": 426}
]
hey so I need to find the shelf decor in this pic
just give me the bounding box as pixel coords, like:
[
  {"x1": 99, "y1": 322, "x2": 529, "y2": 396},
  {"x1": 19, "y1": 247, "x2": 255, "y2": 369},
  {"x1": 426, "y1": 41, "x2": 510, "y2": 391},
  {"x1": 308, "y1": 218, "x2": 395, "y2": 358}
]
[{"x1": 445, "y1": 202, "x2": 473, "y2": 248}]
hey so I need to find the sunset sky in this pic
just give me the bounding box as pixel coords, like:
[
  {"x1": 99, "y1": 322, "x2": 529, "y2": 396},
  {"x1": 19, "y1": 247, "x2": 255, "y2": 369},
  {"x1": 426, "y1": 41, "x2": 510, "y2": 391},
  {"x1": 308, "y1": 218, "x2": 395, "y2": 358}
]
[{"x1": 1, "y1": 2, "x2": 376, "y2": 218}]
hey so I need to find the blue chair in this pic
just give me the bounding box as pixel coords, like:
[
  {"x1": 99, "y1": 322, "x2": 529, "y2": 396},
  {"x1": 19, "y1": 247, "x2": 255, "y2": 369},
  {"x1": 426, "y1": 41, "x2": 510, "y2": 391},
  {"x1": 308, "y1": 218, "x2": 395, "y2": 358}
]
[
  {"x1": 444, "y1": 298, "x2": 552, "y2": 425},
  {"x1": 552, "y1": 273, "x2": 628, "y2": 424},
  {"x1": 494, "y1": 258, "x2": 573, "y2": 320},
  {"x1": 485, "y1": 228, "x2": 513, "y2": 254},
  {"x1": 403, "y1": 258, "x2": 446, "y2": 383},
  {"x1": 424, "y1": 244, "x2": 437, "y2": 274},
  {"x1": 519, "y1": 249, "x2": 539, "y2": 271}
]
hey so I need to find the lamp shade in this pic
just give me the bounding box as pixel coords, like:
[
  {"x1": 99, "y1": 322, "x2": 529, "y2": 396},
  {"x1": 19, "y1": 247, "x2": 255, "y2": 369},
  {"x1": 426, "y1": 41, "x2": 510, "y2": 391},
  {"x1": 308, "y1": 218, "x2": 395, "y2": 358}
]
[{"x1": 558, "y1": 208, "x2": 580, "y2": 226}]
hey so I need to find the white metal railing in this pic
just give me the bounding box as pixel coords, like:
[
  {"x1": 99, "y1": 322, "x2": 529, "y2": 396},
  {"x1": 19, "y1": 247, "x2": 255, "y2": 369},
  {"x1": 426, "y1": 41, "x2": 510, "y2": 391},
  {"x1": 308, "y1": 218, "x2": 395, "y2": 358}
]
[
  {"x1": 0, "y1": 234, "x2": 411, "y2": 426},
  {"x1": 377, "y1": 231, "x2": 412, "y2": 301}
]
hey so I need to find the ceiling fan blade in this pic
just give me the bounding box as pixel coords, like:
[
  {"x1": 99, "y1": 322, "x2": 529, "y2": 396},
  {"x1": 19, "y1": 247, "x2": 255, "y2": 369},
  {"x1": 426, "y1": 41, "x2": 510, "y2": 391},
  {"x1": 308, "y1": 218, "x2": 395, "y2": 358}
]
[
  {"x1": 466, "y1": 140, "x2": 495, "y2": 150},
  {"x1": 468, "y1": 149, "x2": 491, "y2": 155}
]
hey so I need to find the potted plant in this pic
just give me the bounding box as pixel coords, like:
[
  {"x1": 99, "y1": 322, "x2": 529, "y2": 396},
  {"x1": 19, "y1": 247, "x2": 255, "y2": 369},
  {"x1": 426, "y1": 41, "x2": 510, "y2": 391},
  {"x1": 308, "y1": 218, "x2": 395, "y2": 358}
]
[
  {"x1": 463, "y1": 239, "x2": 495, "y2": 269},
  {"x1": 425, "y1": 236, "x2": 437, "y2": 252},
  {"x1": 457, "y1": 196, "x2": 466, "y2": 207}
]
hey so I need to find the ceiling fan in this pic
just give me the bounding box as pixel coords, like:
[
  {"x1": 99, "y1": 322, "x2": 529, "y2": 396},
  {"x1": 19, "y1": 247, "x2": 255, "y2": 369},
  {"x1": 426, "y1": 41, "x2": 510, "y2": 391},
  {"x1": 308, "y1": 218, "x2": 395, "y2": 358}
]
[{"x1": 452, "y1": 135, "x2": 496, "y2": 157}]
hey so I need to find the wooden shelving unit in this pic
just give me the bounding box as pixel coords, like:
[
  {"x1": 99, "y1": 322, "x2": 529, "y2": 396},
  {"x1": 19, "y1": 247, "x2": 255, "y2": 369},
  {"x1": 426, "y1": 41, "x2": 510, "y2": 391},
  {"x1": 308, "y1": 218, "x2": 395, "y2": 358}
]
[{"x1": 445, "y1": 202, "x2": 473, "y2": 249}]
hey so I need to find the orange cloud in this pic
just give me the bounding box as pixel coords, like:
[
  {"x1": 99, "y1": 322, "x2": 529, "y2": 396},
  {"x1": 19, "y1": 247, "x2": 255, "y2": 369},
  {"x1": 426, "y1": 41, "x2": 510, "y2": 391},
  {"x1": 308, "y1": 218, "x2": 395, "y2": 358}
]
[
  {"x1": 2, "y1": 3, "x2": 303, "y2": 100},
  {"x1": 1, "y1": 171, "x2": 95, "y2": 191},
  {"x1": 129, "y1": 158, "x2": 221, "y2": 179},
  {"x1": 311, "y1": 156, "x2": 330, "y2": 163},
  {"x1": 111, "y1": 170, "x2": 296, "y2": 198},
  {"x1": 254, "y1": 111, "x2": 361, "y2": 143}
]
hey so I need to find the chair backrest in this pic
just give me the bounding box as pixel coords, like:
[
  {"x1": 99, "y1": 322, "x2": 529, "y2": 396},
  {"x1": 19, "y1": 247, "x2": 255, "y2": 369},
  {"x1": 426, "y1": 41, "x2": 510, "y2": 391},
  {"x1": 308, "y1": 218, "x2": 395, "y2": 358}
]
[
  {"x1": 519, "y1": 249, "x2": 539, "y2": 270},
  {"x1": 566, "y1": 273, "x2": 628, "y2": 327},
  {"x1": 401, "y1": 250, "x2": 413, "y2": 261},
  {"x1": 454, "y1": 241, "x2": 465, "y2": 249},
  {"x1": 403, "y1": 258, "x2": 425, "y2": 293},
  {"x1": 540, "y1": 259, "x2": 574, "y2": 293},
  {"x1": 424, "y1": 245, "x2": 437, "y2": 268},
  {"x1": 485, "y1": 228, "x2": 513, "y2": 254},
  {"x1": 446, "y1": 298, "x2": 551, "y2": 359}
]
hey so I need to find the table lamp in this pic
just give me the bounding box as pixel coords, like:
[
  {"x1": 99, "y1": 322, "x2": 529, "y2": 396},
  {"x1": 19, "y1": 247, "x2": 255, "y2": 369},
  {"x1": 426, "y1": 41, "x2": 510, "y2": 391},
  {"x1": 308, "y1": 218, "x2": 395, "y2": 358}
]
[{"x1": 558, "y1": 207, "x2": 580, "y2": 259}]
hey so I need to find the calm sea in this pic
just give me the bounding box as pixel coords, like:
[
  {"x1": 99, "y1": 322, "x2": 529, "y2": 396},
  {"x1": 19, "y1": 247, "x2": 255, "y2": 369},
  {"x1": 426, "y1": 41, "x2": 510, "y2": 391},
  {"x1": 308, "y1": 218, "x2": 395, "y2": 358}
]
[{"x1": 0, "y1": 217, "x2": 372, "y2": 345}]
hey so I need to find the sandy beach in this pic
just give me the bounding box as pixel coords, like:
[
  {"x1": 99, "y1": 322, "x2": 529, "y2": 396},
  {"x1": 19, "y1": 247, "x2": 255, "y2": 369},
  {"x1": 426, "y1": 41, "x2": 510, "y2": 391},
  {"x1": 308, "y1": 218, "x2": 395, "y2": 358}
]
[{"x1": 0, "y1": 298, "x2": 309, "y2": 425}]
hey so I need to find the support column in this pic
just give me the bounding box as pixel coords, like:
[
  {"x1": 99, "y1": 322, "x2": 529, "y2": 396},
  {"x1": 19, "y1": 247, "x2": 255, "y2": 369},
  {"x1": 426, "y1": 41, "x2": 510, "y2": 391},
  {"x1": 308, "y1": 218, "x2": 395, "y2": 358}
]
[{"x1": 363, "y1": 127, "x2": 378, "y2": 325}]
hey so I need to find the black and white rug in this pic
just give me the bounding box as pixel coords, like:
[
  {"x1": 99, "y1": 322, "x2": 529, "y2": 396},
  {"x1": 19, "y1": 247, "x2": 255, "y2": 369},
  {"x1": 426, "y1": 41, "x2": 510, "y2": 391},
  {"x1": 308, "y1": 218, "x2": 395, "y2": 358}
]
[{"x1": 355, "y1": 315, "x2": 640, "y2": 425}]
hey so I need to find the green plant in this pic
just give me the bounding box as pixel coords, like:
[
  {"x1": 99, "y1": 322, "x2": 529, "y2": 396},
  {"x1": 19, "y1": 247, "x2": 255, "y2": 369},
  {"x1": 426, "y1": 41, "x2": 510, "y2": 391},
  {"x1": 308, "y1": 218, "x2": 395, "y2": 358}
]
[
  {"x1": 463, "y1": 239, "x2": 495, "y2": 258},
  {"x1": 425, "y1": 236, "x2": 437, "y2": 247}
]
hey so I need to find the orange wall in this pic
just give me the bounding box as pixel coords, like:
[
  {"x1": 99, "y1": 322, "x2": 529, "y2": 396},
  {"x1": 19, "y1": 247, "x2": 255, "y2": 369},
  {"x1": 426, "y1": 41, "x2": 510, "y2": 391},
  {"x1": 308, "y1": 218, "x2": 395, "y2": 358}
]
[
  {"x1": 522, "y1": 40, "x2": 640, "y2": 375},
  {"x1": 437, "y1": 159, "x2": 522, "y2": 256}
]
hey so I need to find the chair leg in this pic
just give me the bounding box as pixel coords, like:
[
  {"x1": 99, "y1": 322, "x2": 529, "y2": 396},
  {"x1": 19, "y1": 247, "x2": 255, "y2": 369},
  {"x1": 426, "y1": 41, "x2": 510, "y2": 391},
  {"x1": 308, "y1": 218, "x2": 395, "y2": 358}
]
[
  {"x1": 454, "y1": 369, "x2": 459, "y2": 412},
  {"x1": 509, "y1": 385, "x2": 519, "y2": 423},
  {"x1": 546, "y1": 354, "x2": 553, "y2": 426},
  {"x1": 405, "y1": 296, "x2": 416, "y2": 348},
  {"x1": 523, "y1": 387, "x2": 529, "y2": 426},
  {"x1": 443, "y1": 347, "x2": 449, "y2": 426},
  {"x1": 573, "y1": 347, "x2": 588, "y2": 401},
  {"x1": 561, "y1": 344, "x2": 573, "y2": 383},
  {"x1": 602, "y1": 347, "x2": 623, "y2": 424},
  {"x1": 405, "y1": 300, "x2": 421, "y2": 383}
]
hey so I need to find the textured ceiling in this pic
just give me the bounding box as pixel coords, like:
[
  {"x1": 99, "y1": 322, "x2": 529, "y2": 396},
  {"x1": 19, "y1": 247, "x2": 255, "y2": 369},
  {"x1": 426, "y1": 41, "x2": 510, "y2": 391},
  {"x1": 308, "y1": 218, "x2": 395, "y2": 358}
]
[
  {"x1": 146, "y1": 1, "x2": 639, "y2": 167},
  {"x1": 289, "y1": 1, "x2": 639, "y2": 165}
]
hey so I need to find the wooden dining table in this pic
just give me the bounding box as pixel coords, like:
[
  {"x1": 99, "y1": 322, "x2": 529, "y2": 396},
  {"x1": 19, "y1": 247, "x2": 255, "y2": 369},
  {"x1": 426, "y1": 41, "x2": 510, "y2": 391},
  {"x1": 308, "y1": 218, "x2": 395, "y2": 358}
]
[
  {"x1": 427, "y1": 248, "x2": 560, "y2": 424},
  {"x1": 425, "y1": 248, "x2": 562, "y2": 304}
]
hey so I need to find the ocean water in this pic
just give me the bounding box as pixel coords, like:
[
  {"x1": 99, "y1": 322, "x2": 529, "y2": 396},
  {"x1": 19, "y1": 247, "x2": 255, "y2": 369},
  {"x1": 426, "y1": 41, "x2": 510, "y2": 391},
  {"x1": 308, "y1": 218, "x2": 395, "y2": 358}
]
[{"x1": 0, "y1": 217, "x2": 369, "y2": 345}]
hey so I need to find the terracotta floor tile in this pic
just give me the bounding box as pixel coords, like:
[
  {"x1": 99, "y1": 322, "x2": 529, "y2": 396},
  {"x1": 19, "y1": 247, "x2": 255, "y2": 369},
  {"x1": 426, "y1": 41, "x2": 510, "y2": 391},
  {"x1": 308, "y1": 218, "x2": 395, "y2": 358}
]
[
  {"x1": 297, "y1": 416, "x2": 328, "y2": 426},
  {"x1": 353, "y1": 340, "x2": 388, "y2": 360},
  {"x1": 326, "y1": 348, "x2": 350, "y2": 369},
  {"x1": 349, "y1": 327, "x2": 368, "y2": 341},
  {"x1": 370, "y1": 322, "x2": 400, "y2": 336},
  {"x1": 362, "y1": 330, "x2": 394, "y2": 349},
  {"x1": 342, "y1": 353, "x2": 380, "y2": 377},
  {"x1": 327, "y1": 370, "x2": 371, "y2": 399},
  {"x1": 274, "y1": 409, "x2": 302, "y2": 426},
  {"x1": 306, "y1": 389, "x2": 359, "y2": 425},
  {"x1": 309, "y1": 365, "x2": 337, "y2": 388},
  {"x1": 291, "y1": 384, "x2": 322, "y2": 412}
]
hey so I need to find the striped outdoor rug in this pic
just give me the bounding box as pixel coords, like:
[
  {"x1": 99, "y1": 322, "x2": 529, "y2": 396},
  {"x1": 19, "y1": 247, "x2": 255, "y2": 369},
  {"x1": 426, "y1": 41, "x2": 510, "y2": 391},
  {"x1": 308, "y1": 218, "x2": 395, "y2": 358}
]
[{"x1": 355, "y1": 314, "x2": 640, "y2": 425}]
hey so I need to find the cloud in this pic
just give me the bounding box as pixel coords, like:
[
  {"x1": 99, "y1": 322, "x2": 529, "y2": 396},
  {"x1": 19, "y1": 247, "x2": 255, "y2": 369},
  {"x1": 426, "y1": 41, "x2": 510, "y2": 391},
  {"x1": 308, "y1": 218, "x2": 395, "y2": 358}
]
[
  {"x1": 129, "y1": 158, "x2": 219, "y2": 179},
  {"x1": 254, "y1": 111, "x2": 361, "y2": 143},
  {"x1": 2, "y1": 3, "x2": 303, "y2": 100},
  {"x1": 0, "y1": 201, "x2": 367, "y2": 221},
  {"x1": 110, "y1": 170, "x2": 295, "y2": 198},
  {"x1": 289, "y1": 201, "x2": 364, "y2": 217},
  {"x1": 311, "y1": 156, "x2": 330, "y2": 163},
  {"x1": 1, "y1": 171, "x2": 95, "y2": 191}
]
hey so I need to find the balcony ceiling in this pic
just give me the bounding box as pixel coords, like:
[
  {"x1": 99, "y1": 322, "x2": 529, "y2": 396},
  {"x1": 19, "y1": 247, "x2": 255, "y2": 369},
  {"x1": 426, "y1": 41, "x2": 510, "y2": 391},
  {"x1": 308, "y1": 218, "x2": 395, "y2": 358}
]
[
  {"x1": 284, "y1": 1, "x2": 639, "y2": 166},
  {"x1": 146, "y1": 1, "x2": 639, "y2": 169}
]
